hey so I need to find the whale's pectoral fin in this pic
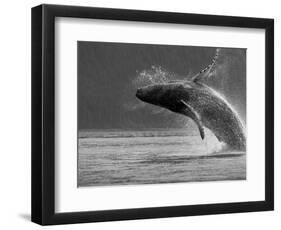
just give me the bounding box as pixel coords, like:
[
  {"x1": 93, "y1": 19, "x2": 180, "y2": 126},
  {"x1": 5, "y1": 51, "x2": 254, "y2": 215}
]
[
  {"x1": 180, "y1": 100, "x2": 205, "y2": 140},
  {"x1": 191, "y1": 48, "x2": 220, "y2": 83}
]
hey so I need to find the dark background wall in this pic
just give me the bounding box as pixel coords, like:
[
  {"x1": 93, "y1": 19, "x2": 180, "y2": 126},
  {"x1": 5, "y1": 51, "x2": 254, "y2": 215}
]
[{"x1": 78, "y1": 41, "x2": 246, "y2": 130}]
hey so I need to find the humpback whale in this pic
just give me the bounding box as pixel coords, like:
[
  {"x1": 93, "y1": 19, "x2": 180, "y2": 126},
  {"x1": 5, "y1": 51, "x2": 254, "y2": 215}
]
[{"x1": 135, "y1": 49, "x2": 246, "y2": 150}]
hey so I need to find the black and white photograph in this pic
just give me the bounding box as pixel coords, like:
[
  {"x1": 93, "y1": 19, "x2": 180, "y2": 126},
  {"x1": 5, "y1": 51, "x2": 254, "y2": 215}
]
[
  {"x1": 77, "y1": 42, "x2": 247, "y2": 187},
  {"x1": 30, "y1": 3, "x2": 274, "y2": 226}
]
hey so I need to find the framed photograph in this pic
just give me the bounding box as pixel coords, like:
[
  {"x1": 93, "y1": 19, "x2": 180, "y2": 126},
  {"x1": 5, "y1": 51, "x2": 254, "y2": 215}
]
[{"x1": 31, "y1": 4, "x2": 274, "y2": 225}]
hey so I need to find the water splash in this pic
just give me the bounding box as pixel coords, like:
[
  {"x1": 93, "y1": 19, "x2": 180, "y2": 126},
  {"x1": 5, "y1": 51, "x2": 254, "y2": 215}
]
[
  {"x1": 132, "y1": 65, "x2": 178, "y2": 88},
  {"x1": 202, "y1": 129, "x2": 228, "y2": 154}
]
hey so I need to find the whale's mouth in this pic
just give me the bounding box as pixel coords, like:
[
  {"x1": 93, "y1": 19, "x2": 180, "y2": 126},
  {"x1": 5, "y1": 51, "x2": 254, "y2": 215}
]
[
  {"x1": 136, "y1": 88, "x2": 148, "y2": 102},
  {"x1": 135, "y1": 88, "x2": 142, "y2": 100}
]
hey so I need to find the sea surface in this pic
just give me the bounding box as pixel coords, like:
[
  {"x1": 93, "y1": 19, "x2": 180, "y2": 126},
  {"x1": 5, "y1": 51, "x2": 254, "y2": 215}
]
[{"x1": 78, "y1": 129, "x2": 246, "y2": 187}]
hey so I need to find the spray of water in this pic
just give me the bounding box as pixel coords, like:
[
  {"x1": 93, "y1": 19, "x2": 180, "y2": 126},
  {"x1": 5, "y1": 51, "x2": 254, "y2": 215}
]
[
  {"x1": 132, "y1": 65, "x2": 176, "y2": 88},
  {"x1": 202, "y1": 129, "x2": 228, "y2": 154}
]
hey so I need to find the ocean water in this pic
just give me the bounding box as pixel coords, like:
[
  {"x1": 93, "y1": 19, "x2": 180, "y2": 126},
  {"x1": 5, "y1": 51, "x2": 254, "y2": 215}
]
[{"x1": 78, "y1": 129, "x2": 246, "y2": 187}]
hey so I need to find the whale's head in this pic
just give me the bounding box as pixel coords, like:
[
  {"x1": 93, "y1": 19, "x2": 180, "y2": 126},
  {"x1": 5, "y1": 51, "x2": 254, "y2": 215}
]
[
  {"x1": 136, "y1": 84, "x2": 161, "y2": 105},
  {"x1": 136, "y1": 83, "x2": 190, "y2": 110}
]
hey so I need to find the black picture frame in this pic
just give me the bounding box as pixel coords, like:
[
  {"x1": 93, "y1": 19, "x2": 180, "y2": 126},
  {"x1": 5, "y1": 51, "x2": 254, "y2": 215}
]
[{"x1": 31, "y1": 4, "x2": 274, "y2": 225}]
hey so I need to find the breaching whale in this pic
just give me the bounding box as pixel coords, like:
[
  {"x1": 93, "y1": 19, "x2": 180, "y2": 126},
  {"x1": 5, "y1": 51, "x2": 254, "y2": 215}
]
[{"x1": 135, "y1": 49, "x2": 246, "y2": 150}]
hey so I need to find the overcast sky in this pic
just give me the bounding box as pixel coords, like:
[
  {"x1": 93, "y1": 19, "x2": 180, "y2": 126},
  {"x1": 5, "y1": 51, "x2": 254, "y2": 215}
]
[{"x1": 78, "y1": 41, "x2": 246, "y2": 130}]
